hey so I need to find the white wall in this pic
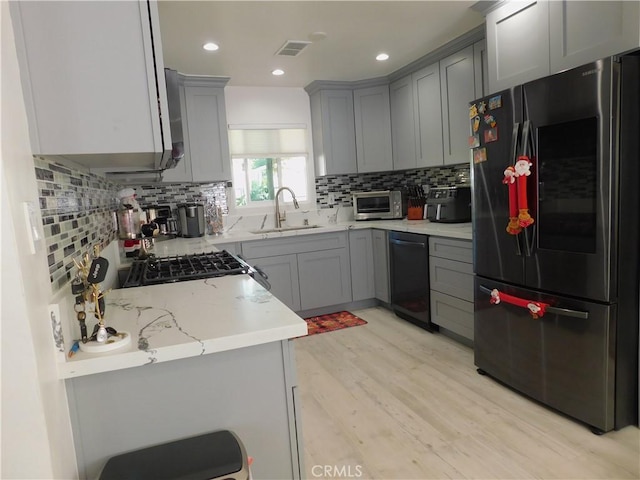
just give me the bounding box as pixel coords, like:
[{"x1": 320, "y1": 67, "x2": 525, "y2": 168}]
[{"x1": 1, "y1": 3, "x2": 77, "y2": 478}]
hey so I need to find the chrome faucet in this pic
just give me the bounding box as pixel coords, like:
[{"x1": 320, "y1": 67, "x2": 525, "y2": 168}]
[{"x1": 275, "y1": 187, "x2": 299, "y2": 228}]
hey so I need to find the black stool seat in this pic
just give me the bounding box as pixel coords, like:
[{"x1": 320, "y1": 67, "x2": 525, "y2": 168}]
[{"x1": 99, "y1": 430, "x2": 248, "y2": 480}]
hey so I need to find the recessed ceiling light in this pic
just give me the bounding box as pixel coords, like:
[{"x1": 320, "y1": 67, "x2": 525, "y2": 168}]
[
  {"x1": 376, "y1": 53, "x2": 390, "y2": 61},
  {"x1": 272, "y1": 69, "x2": 285, "y2": 76},
  {"x1": 203, "y1": 42, "x2": 219, "y2": 51}
]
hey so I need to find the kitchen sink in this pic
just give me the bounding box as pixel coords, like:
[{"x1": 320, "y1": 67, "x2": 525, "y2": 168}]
[{"x1": 250, "y1": 225, "x2": 321, "y2": 234}]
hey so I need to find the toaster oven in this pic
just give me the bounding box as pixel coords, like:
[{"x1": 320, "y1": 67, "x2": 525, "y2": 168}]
[{"x1": 353, "y1": 190, "x2": 405, "y2": 221}]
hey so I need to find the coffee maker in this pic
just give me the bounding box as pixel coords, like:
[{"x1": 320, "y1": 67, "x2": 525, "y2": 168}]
[{"x1": 177, "y1": 203, "x2": 205, "y2": 237}]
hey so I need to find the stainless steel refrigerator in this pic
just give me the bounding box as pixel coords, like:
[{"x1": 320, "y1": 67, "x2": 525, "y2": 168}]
[{"x1": 470, "y1": 55, "x2": 639, "y2": 434}]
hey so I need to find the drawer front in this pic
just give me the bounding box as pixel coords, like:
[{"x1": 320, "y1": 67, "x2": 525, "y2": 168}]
[
  {"x1": 429, "y1": 256, "x2": 474, "y2": 302},
  {"x1": 242, "y1": 231, "x2": 348, "y2": 258},
  {"x1": 428, "y1": 236, "x2": 472, "y2": 263},
  {"x1": 430, "y1": 291, "x2": 474, "y2": 341}
]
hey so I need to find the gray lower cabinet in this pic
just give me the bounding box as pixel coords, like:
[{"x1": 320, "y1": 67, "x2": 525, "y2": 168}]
[
  {"x1": 243, "y1": 232, "x2": 352, "y2": 312},
  {"x1": 349, "y1": 230, "x2": 375, "y2": 301},
  {"x1": 249, "y1": 254, "x2": 301, "y2": 311},
  {"x1": 66, "y1": 340, "x2": 303, "y2": 480},
  {"x1": 298, "y1": 248, "x2": 352, "y2": 310},
  {"x1": 372, "y1": 229, "x2": 390, "y2": 303},
  {"x1": 429, "y1": 236, "x2": 474, "y2": 342}
]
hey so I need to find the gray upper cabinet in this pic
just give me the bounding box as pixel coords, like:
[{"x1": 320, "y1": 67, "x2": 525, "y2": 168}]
[
  {"x1": 353, "y1": 85, "x2": 393, "y2": 173},
  {"x1": 308, "y1": 88, "x2": 357, "y2": 176},
  {"x1": 413, "y1": 63, "x2": 444, "y2": 168},
  {"x1": 549, "y1": 1, "x2": 640, "y2": 73},
  {"x1": 10, "y1": 0, "x2": 171, "y2": 170},
  {"x1": 486, "y1": 0, "x2": 550, "y2": 93},
  {"x1": 486, "y1": 1, "x2": 640, "y2": 92},
  {"x1": 440, "y1": 45, "x2": 475, "y2": 165},
  {"x1": 473, "y1": 40, "x2": 489, "y2": 98},
  {"x1": 389, "y1": 75, "x2": 417, "y2": 171},
  {"x1": 163, "y1": 76, "x2": 230, "y2": 182}
]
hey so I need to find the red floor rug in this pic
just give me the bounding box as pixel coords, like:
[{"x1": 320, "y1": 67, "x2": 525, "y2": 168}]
[{"x1": 302, "y1": 311, "x2": 367, "y2": 337}]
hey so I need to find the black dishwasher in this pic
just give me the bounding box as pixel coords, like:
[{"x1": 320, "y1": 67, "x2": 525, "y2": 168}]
[{"x1": 389, "y1": 231, "x2": 436, "y2": 332}]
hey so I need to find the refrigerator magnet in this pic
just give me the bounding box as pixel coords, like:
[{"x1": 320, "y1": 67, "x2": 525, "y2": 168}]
[
  {"x1": 484, "y1": 127, "x2": 498, "y2": 143},
  {"x1": 488, "y1": 95, "x2": 502, "y2": 110},
  {"x1": 469, "y1": 103, "x2": 478, "y2": 118},
  {"x1": 484, "y1": 114, "x2": 496, "y2": 127},
  {"x1": 472, "y1": 116, "x2": 481, "y2": 133},
  {"x1": 478, "y1": 101, "x2": 487, "y2": 114},
  {"x1": 473, "y1": 147, "x2": 487, "y2": 164},
  {"x1": 469, "y1": 134, "x2": 480, "y2": 148}
]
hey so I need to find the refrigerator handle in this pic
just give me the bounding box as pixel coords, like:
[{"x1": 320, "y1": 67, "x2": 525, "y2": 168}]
[
  {"x1": 479, "y1": 285, "x2": 589, "y2": 319},
  {"x1": 520, "y1": 120, "x2": 532, "y2": 158},
  {"x1": 511, "y1": 122, "x2": 521, "y2": 164}
]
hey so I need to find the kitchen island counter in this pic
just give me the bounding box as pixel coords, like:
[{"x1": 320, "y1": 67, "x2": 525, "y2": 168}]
[{"x1": 59, "y1": 274, "x2": 307, "y2": 379}]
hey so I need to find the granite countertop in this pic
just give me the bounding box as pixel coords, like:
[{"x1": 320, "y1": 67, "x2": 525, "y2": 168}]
[
  {"x1": 59, "y1": 275, "x2": 307, "y2": 379},
  {"x1": 59, "y1": 220, "x2": 470, "y2": 379},
  {"x1": 151, "y1": 219, "x2": 472, "y2": 256}
]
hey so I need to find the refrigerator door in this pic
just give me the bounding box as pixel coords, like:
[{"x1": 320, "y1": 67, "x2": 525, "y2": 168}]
[
  {"x1": 521, "y1": 58, "x2": 617, "y2": 302},
  {"x1": 470, "y1": 87, "x2": 525, "y2": 284},
  {"x1": 474, "y1": 277, "x2": 616, "y2": 432}
]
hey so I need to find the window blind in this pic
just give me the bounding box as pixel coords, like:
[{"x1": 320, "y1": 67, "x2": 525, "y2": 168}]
[{"x1": 228, "y1": 128, "x2": 307, "y2": 156}]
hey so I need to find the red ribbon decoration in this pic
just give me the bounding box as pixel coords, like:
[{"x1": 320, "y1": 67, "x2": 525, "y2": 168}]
[
  {"x1": 503, "y1": 166, "x2": 521, "y2": 235},
  {"x1": 489, "y1": 288, "x2": 548, "y2": 318},
  {"x1": 514, "y1": 155, "x2": 534, "y2": 228}
]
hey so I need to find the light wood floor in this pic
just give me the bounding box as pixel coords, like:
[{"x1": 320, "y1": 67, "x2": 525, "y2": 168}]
[{"x1": 293, "y1": 306, "x2": 640, "y2": 479}]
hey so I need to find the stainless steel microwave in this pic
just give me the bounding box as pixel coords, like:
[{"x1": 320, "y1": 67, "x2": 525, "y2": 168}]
[{"x1": 353, "y1": 190, "x2": 404, "y2": 221}]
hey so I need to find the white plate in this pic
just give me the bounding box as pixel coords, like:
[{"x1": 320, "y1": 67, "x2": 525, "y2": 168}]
[{"x1": 78, "y1": 331, "x2": 131, "y2": 353}]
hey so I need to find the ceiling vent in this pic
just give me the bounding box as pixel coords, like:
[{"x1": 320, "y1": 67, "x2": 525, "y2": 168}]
[{"x1": 275, "y1": 40, "x2": 312, "y2": 57}]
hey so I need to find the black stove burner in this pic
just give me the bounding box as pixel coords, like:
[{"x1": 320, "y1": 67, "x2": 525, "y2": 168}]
[{"x1": 123, "y1": 251, "x2": 252, "y2": 288}]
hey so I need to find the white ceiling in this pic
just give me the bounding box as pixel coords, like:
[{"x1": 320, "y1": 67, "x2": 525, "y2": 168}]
[{"x1": 157, "y1": 1, "x2": 485, "y2": 88}]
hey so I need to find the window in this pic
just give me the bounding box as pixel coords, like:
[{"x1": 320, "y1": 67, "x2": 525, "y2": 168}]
[{"x1": 228, "y1": 128, "x2": 312, "y2": 211}]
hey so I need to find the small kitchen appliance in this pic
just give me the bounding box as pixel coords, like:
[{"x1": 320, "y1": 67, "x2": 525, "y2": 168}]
[
  {"x1": 353, "y1": 190, "x2": 405, "y2": 221},
  {"x1": 144, "y1": 205, "x2": 179, "y2": 237},
  {"x1": 177, "y1": 203, "x2": 205, "y2": 237},
  {"x1": 425, "y1": 186, "x2": 471, "y2": 223}
]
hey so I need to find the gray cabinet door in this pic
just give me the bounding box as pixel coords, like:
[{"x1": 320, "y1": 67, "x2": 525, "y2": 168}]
[
  {"x1": 372, "y1": 229, "x2": 390, "y2": 303},
  {"x1": 298, "y1": 249, "x2": 352, "y2": 310},
  {"x1": 440, "y1": 45, "x2": 475, "y2": 166},
  {"x1": 486, "y1": 0, "x2": 550, "y2": 92},
  {"x1": 349, "y1": 230, "x2": 375, "y2": 301},
  {"x1": 412, "y1": 63, "x2": 444, "y2": 168},
  {"x1": 184, "y1": 83, "x2": 230, "y2": 181},
  {"x1": 310, "y1": 89, "x2": 357, "y2": 175},
  {"x1": 353, "y1": 85, "x2": 393, "y2": 173},
  {"x1": 247, "y1": 254, "x2": 301, "y2": 311},
  {"x1": 473, "y1": 40, "x2": 489, "y2": 98},
  {"x1": 549, "y1": 1, "x2": 640, "y2": 73},
  {"x1": 10, "y1": 1, "x2": 170, "y2": 167},
  {"x1": 390, "y1": 75, "x2": 417, "y2": 170}
]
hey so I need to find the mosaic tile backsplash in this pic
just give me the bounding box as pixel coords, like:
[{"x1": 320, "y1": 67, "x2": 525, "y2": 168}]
[
  {"x1": 315, "y1": 163, "x2": 471, "y2": 207},
  {"x1": 34, "y1": 156, "x2": 121, "y2": 291},
  {"x1": 35, "y1": 157, "x2": 469, "y2": 292}
]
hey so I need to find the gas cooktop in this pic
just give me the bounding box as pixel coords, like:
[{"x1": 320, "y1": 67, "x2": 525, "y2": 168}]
[{"x1": 122, "y1": 251, "x2": 253, "y2": 288}]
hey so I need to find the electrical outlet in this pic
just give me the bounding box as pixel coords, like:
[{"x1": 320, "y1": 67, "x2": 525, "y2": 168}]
[{"x1": 328, "y1": 193, "x2": 335, "y2": 205}]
